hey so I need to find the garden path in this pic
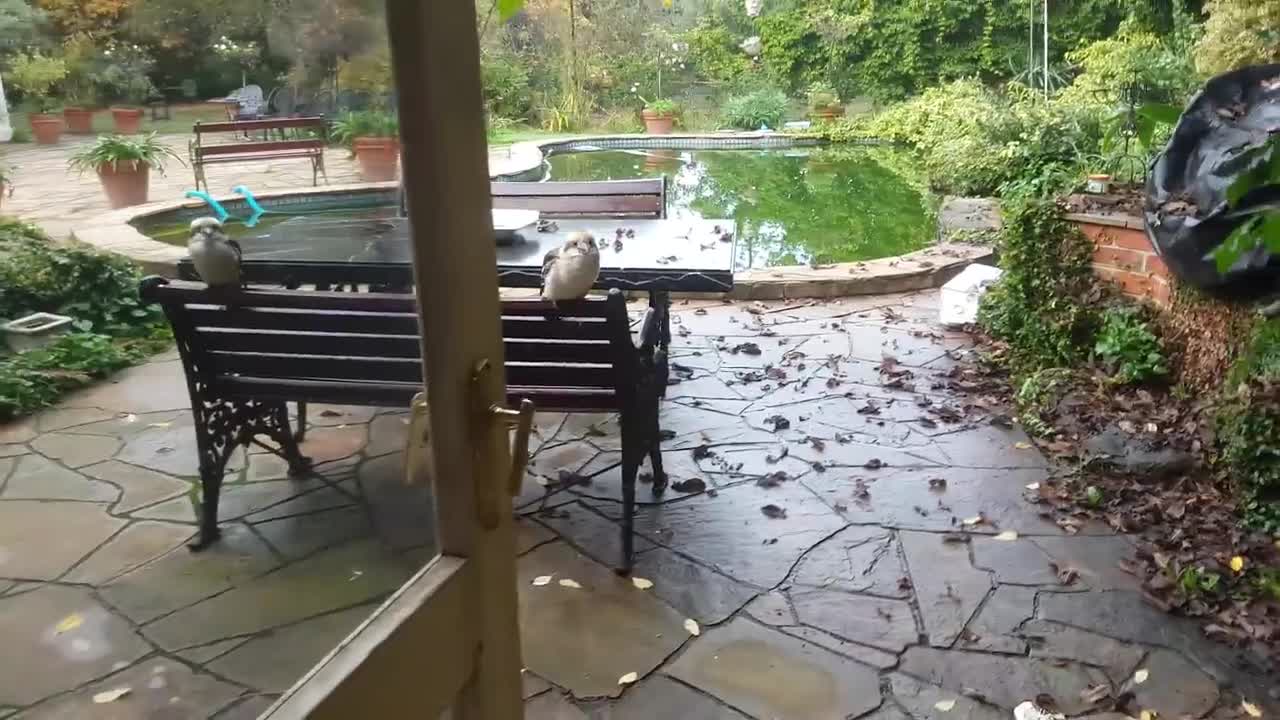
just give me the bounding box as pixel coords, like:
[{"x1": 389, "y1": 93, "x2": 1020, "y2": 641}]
[
  {"x1": 0, "y1": 293, "x2": 1273, "y2": 719},
  {"x1": 1, "y1": 134, "x2": 533, "y2": 241}
]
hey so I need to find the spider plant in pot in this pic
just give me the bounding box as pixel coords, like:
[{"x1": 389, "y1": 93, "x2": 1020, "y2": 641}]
[
  {"x1": 9, "y1": 52, "x2": 69, "y2": 144},
  {"x1": 68, "y1": 134, "x2": 183, "y2": 209},
  {"x1": 332, "y1": 110, "x2": 401, "y2": 181}
]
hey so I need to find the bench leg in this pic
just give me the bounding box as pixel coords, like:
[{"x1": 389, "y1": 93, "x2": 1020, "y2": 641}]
[
  {"x1": 191, "y1": 463, "x2": 225, "y2": 551},
  {"x1": 617, "y1": 446, "x2": 640, "y2": 575},
  {"x1": 187, "y1": 399, "x2": 310, "y2": 553},
  {"x1": 295, "y1": 401, "x2": 308, "y2": 442},
  {"x1": 649, "y1": 406, "x2": 667, "y2": 496},
  {"x1": 264, "y1": 402, "x2": 312, "y2": 476}
]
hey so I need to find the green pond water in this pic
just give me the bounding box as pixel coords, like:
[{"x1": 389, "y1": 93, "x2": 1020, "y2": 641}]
[
  {"x1": 546, "y1": 146, "x2": 938, "y2": 269},
  {"x1": 143, "y1": 146, "x2": 937, "y2": 270}
]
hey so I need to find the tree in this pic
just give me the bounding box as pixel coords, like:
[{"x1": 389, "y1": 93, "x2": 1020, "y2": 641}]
[
  {"x1": 0, "y1": 0, "x2": 48, "y2": 53},
  {"x1": 1195, "y1": 0, "x2": 1280, "y2": 76},
  {"x1": 35, "y1": 0, "x2": 130, "y2": 38}
]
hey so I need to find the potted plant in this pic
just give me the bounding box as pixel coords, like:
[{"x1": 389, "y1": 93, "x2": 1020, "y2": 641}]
[
  {"x1": 94, "y1": 42, "x2": 157, "y2": 134},
  {"x1": 332, "y1": 110, "x2": 400, "y2": 182},
  {"x1": 68, "y1": 133, "x2": 182, "y2": 209},
  {"x1": 641, "y1": 98, "x2": 679, "y2": 135},
  {"x1": 62, "y1": 36, "x2": 99, "y2": 134},
  {"x1": 807, "y1": 81, "x2": 844, "y2": 122},
  {"x1": 8, "y1": 52, "x2": 69, "y2": 144}
]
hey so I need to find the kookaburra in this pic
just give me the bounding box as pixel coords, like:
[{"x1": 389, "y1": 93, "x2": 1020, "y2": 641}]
[
  {"x1": 541, "y1": 232, "x2": 600, "y2": 302},
  {"x1": 188, "y1": 217, "x2": 243, "y2": 288}
]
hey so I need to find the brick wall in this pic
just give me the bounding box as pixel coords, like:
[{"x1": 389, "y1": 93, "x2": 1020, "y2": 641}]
[{"x1": 1067, "y1": 214, "x2": 1173, "y2": 307}]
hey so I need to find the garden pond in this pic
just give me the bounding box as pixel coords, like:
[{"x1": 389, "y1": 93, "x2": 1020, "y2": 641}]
[{"x1": 140, "y1": 146, "x2": 939, "y2": 270}]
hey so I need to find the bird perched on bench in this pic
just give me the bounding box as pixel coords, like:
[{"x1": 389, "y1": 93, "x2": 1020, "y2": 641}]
[
  {"x1": 541, "y1": 232, "x2": 600, "y2": 304},
  {"x1": 188, "y1": 217, "x2": 243, "y2": 290}
]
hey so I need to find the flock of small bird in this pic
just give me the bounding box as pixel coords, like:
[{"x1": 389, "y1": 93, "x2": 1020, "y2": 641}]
[{"x1": 188, "y1": 216, "x2": 603, "y2": 302}]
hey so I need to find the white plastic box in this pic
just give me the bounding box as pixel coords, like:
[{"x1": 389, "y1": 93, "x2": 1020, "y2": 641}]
[
  {"x1": 4, "y1": 312, "x2": 72, "y2": 353},
  {"x1": 939, "y1": 263, "x2": 1003, "y2": 327}
]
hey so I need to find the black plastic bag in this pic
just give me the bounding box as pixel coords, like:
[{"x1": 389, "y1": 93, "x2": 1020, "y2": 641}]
[{"x1": 1145, "y1": 63, "x2": 1280, "y2": 299}]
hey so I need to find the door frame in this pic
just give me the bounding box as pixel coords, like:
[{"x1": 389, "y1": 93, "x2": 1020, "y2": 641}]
[{"x1": 261, "y1": 0, "x2": 524, "y2": 717}]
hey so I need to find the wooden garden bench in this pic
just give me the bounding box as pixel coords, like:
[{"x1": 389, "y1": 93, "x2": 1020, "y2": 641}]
[
  {"x1": 189, "y1": 117, "x2": 328, "y2": 191},
  {"x1": 490, "y1": 178, "x2": 667, "y2": 218},
  {"x1": 140, "y1": 277, "x2": 666, "y2": 572}
]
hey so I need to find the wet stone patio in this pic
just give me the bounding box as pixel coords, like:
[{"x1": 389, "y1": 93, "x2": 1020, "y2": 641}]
[{"x1": 0, "y1": 293, "x2": 1275, "y2": 719}]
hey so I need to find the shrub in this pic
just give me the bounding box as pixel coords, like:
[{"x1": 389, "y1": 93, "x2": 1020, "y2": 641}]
[
  {"x1": 337, "y1": 45, "x2": 394, "y2": 106},
  {"x1": 861, "y1": 80, "x2": 1096, "y2": 197},
  {"x1": 1058, "y1": 30, "x2": 1198, "y2": 108},
  {"x1": 1217, "y1": 318, "x2": 1280, "y2": 533},
  {"x1": 1094, "y1": 306, "x2": 1168, "y2": 384},
  {"x1": 722, "y1": 88, "x2": 787, "y2": 130},
  {"x1": 977, "y1": 198, "x2": 1102, "y2": 376},
  {"x1": 1015, "y1": 367, "x2": 1077, "y2": 437},
  {"x1": 0, "y1": 219, "x2": 169, "y2": 420},
  {"x1": 0, "y1": 333, "x2": 140, "y2": 421},
  {"x1": 0, "y1": 219, "x2": 163, "y2": 336},
  {"x1": 8, "y1": 52, "x2": 68, "y2": 113},
  {"x1": 481, "y1": 51, "x2": 532, "y2": 120},
  {"x1": 1196, "y1": 0, "x2": 1280, "y2": 76},
  {"x1": 684, "y1": 21, "x2": 750, "y2": 85}
]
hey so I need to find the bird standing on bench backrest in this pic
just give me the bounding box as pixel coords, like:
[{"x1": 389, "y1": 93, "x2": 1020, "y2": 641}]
[
  {"x1": 188, "y1": 217, "x2": 243, "y2": 289},
  {"x1": 541, "y1": 232, "x2": 600, "y2": 303}
]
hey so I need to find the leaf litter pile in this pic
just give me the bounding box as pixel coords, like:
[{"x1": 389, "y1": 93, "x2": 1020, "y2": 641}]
[{"x1": 942, "y1": 344, "x2": 1280, "y2": 672}]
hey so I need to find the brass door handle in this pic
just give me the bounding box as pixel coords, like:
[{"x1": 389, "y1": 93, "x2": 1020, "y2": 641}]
[{"x1": 492, "y1": 399, "x2": 535, "y2": 496}]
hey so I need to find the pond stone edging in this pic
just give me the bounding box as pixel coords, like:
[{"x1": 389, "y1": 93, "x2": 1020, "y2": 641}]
[{"x1": 71, "y1": 135, "x2": 989, "y2": 298}]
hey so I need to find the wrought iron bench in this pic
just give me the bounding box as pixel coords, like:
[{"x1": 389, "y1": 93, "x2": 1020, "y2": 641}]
[
  {"x1": 489, "y1": 178, "x2": 667, "y2": 218},
  {"x1": 189, "y1": 117, "x2": 328, "y2": 191},
  {"x1": 140, "y1": 277, "x2": 666, "y2": 572}
]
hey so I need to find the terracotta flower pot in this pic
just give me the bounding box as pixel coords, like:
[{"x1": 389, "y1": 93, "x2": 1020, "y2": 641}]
[
  {"x1": 641, "y1": 109, "x2": 674, "y2": 135},
  {"x1": 111, "y1": 107, "x2": 145, "y2": 135},
  {"x1": 96, "y1": 161, "x2": 151, "y2": 209},
  {"x1": 353, "y1": 136, "x2": 400, "y2": 181},
  {"x1": 809, "y1": 106, "x2": 845, "y2": 123},
  {"x1": 28, "y1": 114, "x2": 64, "y2": 145},
  {"x1": 64, "y1": 107, "x2": 95, "y2": 134}
]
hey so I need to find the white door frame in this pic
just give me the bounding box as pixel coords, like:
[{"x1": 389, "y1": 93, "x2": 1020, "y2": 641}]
[{"x1": 261, "y1": 0, "x2": 524, "y2": 717}]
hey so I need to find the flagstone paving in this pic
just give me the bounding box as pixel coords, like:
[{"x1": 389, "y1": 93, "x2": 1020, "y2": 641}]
[{"x1": 0, "y1": 293, "x2": 1275, "y2": 719}]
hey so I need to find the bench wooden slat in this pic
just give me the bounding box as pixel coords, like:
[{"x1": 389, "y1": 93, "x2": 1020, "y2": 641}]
[
  {"x1": 187, "y1": 308, "x2": 420, "y2": 335},
  {"x1": 491, "y1": 180, "x2": 663, "y2": 197},
  {"x1": 217, "y1": 377, "x2": 620, "y2": 411},
  {"x1": 197, "y1": 140, "x2": 324, "y2": 157},
  {"x1": 149, "y1": 284, "x2": 610, "y2": 317},
  {"x1": 212, "y1": 352, "x2": 425, "y2": 383},
  {"x1": 199, "y1": 152, "x2": 322, "y2": 164},
  {"x1": 196, "y1": 117, "x2": 327, "y2": 133},
  {"x1": 490, "y1": 178, "x2": 665, "y2": 219},
  {"x1": 492, "y1": 196, "x2": 663, "y2": 216},
  {"x1": 199, "y1": 330, "x2": 614, "y2": 364},
  {"x1": 185, "y1": 309, "x2": 614, "y2": 341},
  {"x1": 209, "y1": 351, "x2": 617, "y2": 388}
]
